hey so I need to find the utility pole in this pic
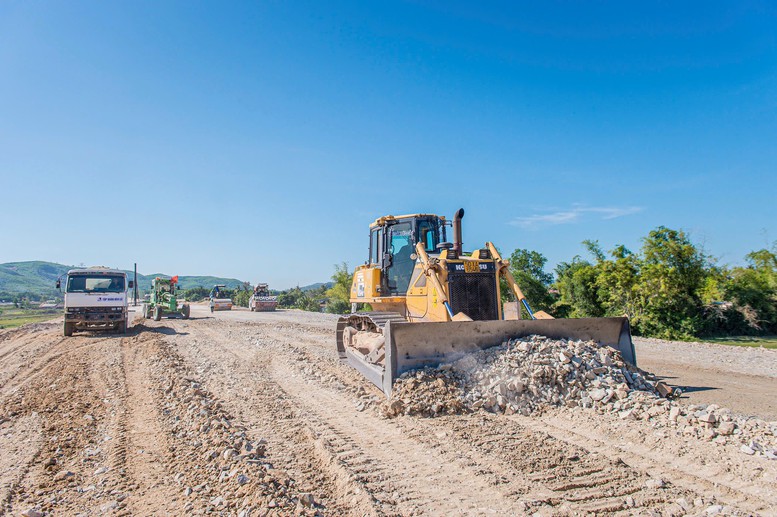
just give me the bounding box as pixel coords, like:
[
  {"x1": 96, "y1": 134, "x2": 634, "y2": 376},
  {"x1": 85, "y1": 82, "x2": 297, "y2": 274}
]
[{"x1": 134, "y1": 263, "x2": 138, "y2": 306}]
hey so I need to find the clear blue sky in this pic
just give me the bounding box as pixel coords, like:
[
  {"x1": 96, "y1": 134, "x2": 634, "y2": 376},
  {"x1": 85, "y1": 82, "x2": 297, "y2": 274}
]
[{"x1": 2, "y1": 1, "x2": 776, "y2": 288}]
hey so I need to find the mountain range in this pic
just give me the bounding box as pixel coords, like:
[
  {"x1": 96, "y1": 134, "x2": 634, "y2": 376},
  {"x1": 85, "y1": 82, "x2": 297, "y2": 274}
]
[{"x1": 0, "y1": 261, "x2": 245, "y2": 298}]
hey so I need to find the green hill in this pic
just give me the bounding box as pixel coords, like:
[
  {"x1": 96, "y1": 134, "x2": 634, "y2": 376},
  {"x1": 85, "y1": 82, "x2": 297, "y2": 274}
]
[
  {"x1": 0, "y1": 261, "x2": 71, "y2": 297},
  {"x1": 300, "y1": 282, "x2": 334, "y2": 292},
  {"x1": 0, "y1": 261, "x2": 244, "y2": 299}
]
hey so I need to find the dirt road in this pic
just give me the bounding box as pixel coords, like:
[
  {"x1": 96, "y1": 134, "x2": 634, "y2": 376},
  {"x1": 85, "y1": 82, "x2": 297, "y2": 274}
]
[{"x1": 0, "y1": 307, "x2": 775, "y2": 515}]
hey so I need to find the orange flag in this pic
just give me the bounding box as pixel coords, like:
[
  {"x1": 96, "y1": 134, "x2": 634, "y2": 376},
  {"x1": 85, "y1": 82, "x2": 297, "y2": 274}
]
[{"x1": 171, "y1": 275, "x2": 179, "y2": 284}]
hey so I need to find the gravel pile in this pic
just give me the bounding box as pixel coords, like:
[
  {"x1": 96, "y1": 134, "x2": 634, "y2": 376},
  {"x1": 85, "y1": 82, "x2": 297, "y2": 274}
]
[
  {"x1": 382, "y1": 334, "x2": 777, "y2": 461},
  {"x1": 384, "y1": 334, "x2": 660, "y2": 417}
]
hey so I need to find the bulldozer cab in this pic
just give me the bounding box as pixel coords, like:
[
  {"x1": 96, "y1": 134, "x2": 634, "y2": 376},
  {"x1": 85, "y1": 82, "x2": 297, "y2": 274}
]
[{"x1": 371, "y1": 215, "x2": 446, "y2": 295}]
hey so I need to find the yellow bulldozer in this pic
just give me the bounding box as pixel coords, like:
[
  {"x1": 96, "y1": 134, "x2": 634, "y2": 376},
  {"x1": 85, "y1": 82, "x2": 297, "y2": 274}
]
[{"x1": 336, "y1": 209, "x2": 636, "y2": 396}]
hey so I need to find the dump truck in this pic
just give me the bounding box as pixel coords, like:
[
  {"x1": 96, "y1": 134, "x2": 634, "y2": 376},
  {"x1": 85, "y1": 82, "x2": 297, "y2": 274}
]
[
  {"x1": 209, "y1": 285, "x2": 233, "y2": 312},
  {"x1": 142, "y1": 276, "x2": 190, "y2": 321},
  {"x1": 57, "y1": 266, "x2": 134, "y2": 336},
  {"x1": 249, "y1": 283, "x2": 278, "y2": 312},
  {"x1": 337, "y1": 209, "x2": 636, "y2": 396}
]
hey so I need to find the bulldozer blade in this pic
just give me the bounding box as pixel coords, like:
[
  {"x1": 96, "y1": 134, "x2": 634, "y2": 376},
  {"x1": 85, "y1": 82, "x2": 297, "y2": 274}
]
[{"x1": 357, "y1": 317, "x2": 635, "y2": 397}]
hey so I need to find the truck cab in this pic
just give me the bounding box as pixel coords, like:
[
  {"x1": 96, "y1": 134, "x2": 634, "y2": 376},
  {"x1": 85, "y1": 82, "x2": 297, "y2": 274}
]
[{"x1": 58, "y1": 266, "x2": 133, "y2": 336}]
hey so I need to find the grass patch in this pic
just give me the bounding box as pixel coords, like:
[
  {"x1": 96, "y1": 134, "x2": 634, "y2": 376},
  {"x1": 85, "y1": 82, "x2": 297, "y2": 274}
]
[
  {"x1": 0, "y1": 308, "x2": 59, "y2": 329},
  {"x1": 703, "y1": 336, "x2": 777, "y2": 349}
]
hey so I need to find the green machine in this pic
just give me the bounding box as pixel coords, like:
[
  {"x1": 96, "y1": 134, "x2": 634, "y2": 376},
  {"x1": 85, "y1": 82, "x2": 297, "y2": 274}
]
[{"x1": 142, "y1": 276, "x2": 191, "y2": 321}]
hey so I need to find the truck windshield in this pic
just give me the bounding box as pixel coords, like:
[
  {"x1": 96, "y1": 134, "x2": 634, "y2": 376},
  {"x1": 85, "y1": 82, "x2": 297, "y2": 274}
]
[{"x1": 67, "y1": 275, "x2": 125, "y2": 293}]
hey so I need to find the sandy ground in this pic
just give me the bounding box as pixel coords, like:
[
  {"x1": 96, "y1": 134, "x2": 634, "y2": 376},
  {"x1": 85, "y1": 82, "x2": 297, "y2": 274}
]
[
  {"x1": 0, "y1": 306, "x2": 774, "y2": 515},
  {"x1": 634, "y1": 337, "x2": 777, "y2": 421}
]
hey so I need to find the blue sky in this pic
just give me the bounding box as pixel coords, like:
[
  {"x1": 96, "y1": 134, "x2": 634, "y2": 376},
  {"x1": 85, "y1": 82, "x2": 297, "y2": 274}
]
[{"x1": 2, "y1": 1, "x2": 776, "y2": 288}]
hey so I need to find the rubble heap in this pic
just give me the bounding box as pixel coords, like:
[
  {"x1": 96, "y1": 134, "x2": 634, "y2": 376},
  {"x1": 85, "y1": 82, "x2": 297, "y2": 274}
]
[
  {"x1": 384, "y1": 334, "x2": 661, "y2": 417},
  {"x1": 382, "y1": 335, "x2": 777, "y2": 462},
  {"x1": 458, "y1": 334, "x2": 661, "y2": 414}
]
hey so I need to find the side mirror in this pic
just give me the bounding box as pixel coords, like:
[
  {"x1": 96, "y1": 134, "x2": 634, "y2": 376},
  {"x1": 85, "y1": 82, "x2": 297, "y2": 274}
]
[
  {"x1": 56, "y1": 279, "x2": 61, "y2": 290},
  {"x1": 128, "y1": 281, "x2": 134, "y2": 289},
  {"x1": 382, "y1": 252, "x2": 392, "y2": 268}
]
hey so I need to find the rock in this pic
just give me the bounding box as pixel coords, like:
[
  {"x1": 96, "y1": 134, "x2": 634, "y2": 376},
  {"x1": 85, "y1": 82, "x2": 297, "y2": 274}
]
[
  {"x1": 644, "y1": 477, "x2": 665, "y2": 489},
  {"x1": 749, "y1": 441, "x2": 764, "y2": 452},
  {"x1": 740, "y1": 445, "x2": 755, "y2": 455},
  {"x1": 21, "y1": 508, "x2": 44, "y2": 517},
  {"x1": 717, "y1": 422, "x2": 735, "y2": 435},
  {"x1": 299, "y1": 493, "x2": 316, "y2": 507},
  {"x1": 236, "y1": 474, "x2": 250, "y2": 485},
  {"x1": 676, "y1": 498, "x2": 690, "y2": 511},
  {"x1": 210, "y1": 495, "x2": 226, "y2": 507},
  {"x1": 589, "y1": 388, "x2": 607, "y2": 401},
  {"x1": 54, "y1": 470, "x2": 74, "y2": 482},
  {"x1": 184, "y1": 487, "x2": 193, "y2": 496},
  {"x1": 698, "y1": 412, "x2": 716, "y2": 424},
  {"x1": 100, "y1": 501, "x2": 119, "y2": 512},
  {"x1": 705, "y1": 505, "x2": 723, "y2": 515},
  {"x1": 655, "y1": 381, "x2": 672, "y2": 398},
  {"x1": 94, "y1": 466, "x2": 109, "y2": 476},
  {"x1": 222, "y1": 448, "x2": 238, "y2": 460}
]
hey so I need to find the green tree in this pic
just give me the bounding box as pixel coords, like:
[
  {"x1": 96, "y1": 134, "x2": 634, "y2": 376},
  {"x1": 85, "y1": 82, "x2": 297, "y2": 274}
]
[
  {"x1": 183, "y1": 286, "x2": 210, "y2": 301},
  {"x1": 595, "y1": 244, "x2": 643, "y2": 322},
  {"x1": 722, "y1": 246, "x2": 777, "y2": 334},
  {"x1": 634, "y1": 227, "x2": 709, "y2": 339},
  {"x1": 233, "y1": 290, "x2": 251, "y2": 307},
  {"x1": 277, "y1": 287, "x2": 320, "y2": 311},
  {"x1": 554, "y1": 257, "x2": 604, "y2": 318},
  {"x1": 507, "y1": 248, "x2": 555, "y2": 317},
  {"x1": 326, "y1": 262, "x2": 353, "y2": 314}
]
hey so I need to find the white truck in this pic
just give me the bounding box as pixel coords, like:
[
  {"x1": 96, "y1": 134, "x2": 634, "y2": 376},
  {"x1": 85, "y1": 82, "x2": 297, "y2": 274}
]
[{"x1": 57, "y1": 266, "x2": 134, "y2": 336}]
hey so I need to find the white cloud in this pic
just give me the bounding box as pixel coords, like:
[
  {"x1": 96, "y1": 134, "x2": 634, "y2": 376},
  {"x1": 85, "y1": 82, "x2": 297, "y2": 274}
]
[{"x1": 510, "y1": 205, "x2": 643, "y2": 229}]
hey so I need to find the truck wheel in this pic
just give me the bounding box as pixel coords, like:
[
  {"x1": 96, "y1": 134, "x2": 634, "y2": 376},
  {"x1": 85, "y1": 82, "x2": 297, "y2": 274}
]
[
  {"x1": 153, "y1": 306, "x2": 162, "y2": 321},
  {"x1": 116, "y1": 321, "x2": 126, "y2": 335},
  {"x1": 182, "y1": 304, "x2": 190, "y2": 319},
  {"x1": 64, "y1": 322, "x2": 74, "y2": 337}
]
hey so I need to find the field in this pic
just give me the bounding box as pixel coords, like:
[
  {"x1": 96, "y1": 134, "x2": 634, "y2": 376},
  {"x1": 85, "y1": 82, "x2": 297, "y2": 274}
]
[
  {"x1": 0, "y1": 306, "x2": 775, "y2": 515},
  {"x1": 704, "y1": 335, "x2": 777, "y2": 349},
  {"x1": 0, "y1": 307, "x2": 58, "y2": 329}
]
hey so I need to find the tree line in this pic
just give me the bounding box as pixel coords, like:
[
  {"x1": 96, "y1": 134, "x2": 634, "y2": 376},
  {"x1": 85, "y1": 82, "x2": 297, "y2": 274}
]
[
  {"x1": 506, "y1": 227, "x2": 776, "y2": 340},
  {"x1": 181, "y1": 226, "x2": 776, "y2": 341}
]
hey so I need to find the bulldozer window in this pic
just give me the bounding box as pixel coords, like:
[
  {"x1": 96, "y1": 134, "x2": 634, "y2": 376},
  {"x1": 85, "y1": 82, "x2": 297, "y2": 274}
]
[
  {"x1": 370, "y1": 228, "x2": 383, "y2": 265},
  {"x1": 418, "y1": 219, "x2": 440, "y2": 253},
  {"x1": 387, "y1": 222, "x2": 414, "y2": 294}
]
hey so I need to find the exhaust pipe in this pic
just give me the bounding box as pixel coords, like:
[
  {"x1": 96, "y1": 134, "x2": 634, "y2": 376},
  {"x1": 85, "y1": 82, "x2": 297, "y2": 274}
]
[{"x1": 453, "y1": 208, "x2": 465, "y2": 255}]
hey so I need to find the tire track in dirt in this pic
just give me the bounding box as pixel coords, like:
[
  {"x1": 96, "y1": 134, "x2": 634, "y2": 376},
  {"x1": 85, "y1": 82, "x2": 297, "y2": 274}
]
[
  {"x1": 270, "y1": 356, "x2": 527, "y2": 515},
  {"x1": 167, "y1": 319, "x2": 368, "y2": 515},
  {"x1": 0, "y1": 330, "x2": 117, "y2": 395},
  {"x1": 524, "y1": 411, "x2": 774, "y2": 513},
  {"x1": 110, "y1": 332, "x2": 189, "y2": 514},
  {"x1": 0, "y1": 329, "x2": 124, "y2": 515},
  {"x1": 0, "y1": 414, "x2": 45, "y2": 513}
]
